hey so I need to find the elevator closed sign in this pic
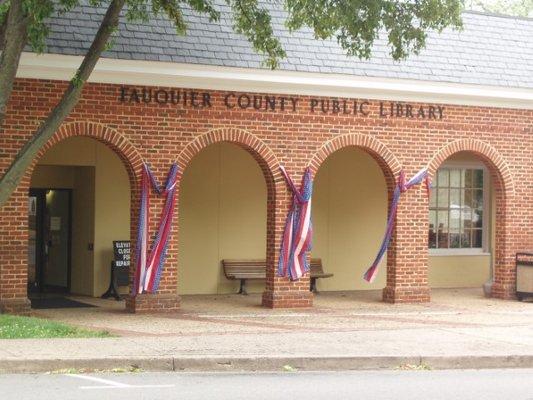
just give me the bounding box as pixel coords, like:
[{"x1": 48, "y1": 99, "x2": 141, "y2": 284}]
[
  {"x1": 113, "y1": 241, "x2": 130, "y2": 287},
  {"x1": 113, "y1": 241, "x2": 130, "y2": 268}
]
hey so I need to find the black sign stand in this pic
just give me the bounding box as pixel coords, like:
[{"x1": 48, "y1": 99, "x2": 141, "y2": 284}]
[{"x1": 102, "y1": 261, "x2": 122, "y2": 300}]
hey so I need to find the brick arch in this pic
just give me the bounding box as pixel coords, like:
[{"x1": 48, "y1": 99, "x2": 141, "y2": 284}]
[
  {"x1": 307, "y1": 133, "x2": 402, "y2": 216},
  {"x1": 427, "y1": 138, "x2": 516, "y2": 299},
  {"x1": 22, "y1": 121, "x2": 144, "y2": 188},
  {"x1": 176, "y1": 127, "x2": 282, "y2": 185},
  {"x1": 307, "y1": 133, "x2": 402, "y2": 184},
  {"x1": 427, "y1": 138, "x2": 514, "y2": 196}
]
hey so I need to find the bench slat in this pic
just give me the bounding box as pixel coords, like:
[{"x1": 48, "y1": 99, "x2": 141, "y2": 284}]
[{"x1": 222, "y1": 259, "x2": 332, "y2": 278}]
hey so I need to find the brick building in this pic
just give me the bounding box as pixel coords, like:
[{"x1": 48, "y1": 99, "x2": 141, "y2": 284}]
[{"x1": 0, "y1": 3, "x2": 532, "y2": 314}]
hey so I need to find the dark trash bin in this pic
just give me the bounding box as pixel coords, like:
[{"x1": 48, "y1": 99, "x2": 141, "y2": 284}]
[{"x1": 515, "y1": 253, "x2": 533, "y2": 301}]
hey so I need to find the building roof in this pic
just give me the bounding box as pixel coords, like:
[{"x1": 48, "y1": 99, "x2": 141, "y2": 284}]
[{"x1": 40, "y1": 1, "x2": 533, "y2": 89}]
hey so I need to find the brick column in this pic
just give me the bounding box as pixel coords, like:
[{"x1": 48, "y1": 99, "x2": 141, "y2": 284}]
[
  {"x1": 383, "y1": 182, "x2": 430, "y2": 303},
  {"x1": 491, "y1": 189, "x2": 517, "y2": 300},
  {"x1": 125, "y1": 170, "x2": 181, "y2": 313},
  {"x1": 262, "y1": 171, "x2": 313, "y2": 308},
  {"x1": 0, "y1": 187, "x2": 32, "y2": 315}
]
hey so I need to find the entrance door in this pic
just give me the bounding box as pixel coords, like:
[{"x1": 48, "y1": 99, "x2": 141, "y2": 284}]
[{"x1": 28, "y1": 189, "x2": 72, "y2": 294}]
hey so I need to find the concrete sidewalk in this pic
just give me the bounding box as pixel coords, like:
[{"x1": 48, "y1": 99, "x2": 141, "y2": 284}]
[{"x1": 1, "y1": 288, "x2": 532, "y2": 373}]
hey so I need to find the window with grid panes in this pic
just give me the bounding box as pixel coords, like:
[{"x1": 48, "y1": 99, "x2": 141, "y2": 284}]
[{"x1": 429, "y1": 167, "x2": 484, "y2": 250}]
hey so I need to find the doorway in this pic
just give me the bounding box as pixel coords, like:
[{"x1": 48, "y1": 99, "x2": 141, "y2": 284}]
[{"x1": 28, "y1": 188, "x2": 72, "y2": 295}]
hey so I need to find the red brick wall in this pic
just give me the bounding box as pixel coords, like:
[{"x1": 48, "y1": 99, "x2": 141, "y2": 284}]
[{"x1": 0, "y1": 78, "x2": 531, "y2": 313}]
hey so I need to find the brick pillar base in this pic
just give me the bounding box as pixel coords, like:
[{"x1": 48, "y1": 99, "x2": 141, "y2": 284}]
[
  {"x1": 0, "y1": 298, "x2": 32, "y2": 315},
  {"x1": 382, "y1": 286, "x2": 430, "y2": 303},
  {"x1": 491, "y1": 283, "x2": 516, "y2": 300},
  {"x1": 261, "y1": 290, "x2": 313, "y2": 308},
  {"x1": 125, "y1": 293, "x2": 181, "y2": 313}
]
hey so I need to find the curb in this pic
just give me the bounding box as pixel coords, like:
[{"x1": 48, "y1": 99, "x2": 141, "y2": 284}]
[{"x1": 2, "y1": 354, "x2": 533, "y2": 373}]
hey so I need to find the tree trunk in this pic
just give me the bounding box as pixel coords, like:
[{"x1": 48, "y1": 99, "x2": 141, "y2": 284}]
[
  {"x1": 0, "y1": 14, "x2": 7, "y2": 48},
  {"x1": 0, "y1": 0, "x2": 125, "y2": 208},
  {"x1": 0, "y1": 0, "x2": 28, "y2": 129}
]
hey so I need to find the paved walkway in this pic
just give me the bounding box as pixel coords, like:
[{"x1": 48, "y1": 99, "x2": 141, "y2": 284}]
[{"x1": 1, "y1": 288, "x2": 533, "y2": 372}]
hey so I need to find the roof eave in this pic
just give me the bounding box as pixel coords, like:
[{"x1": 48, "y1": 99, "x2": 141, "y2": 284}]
[{"x1": 16, "y1": 52, "x2": 533, "y2": 110}]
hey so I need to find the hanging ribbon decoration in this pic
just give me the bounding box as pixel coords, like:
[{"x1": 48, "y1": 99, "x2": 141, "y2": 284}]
[
  {"x1": 278, "y1": 166, "x2": 313, "y2": 281},
  {"x1": 363, "y1": 168, "x2": 431, "y2": 283},
  {"x1": 133, "y1": 163, "x2": 179, "y2": 295}
]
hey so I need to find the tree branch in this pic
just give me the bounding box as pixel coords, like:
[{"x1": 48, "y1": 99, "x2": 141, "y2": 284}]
[
  {"x1": 0, "y1": 0, "x2": 28, "y2": 129},
  {"x1": 0, "y1": 0, "x2": 126, "y2": 208}
]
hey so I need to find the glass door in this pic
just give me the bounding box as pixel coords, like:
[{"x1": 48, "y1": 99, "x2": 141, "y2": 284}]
[
  {"x1": 28, "y1": 190, "x2": 44, "y2": 293},
  {"x1": 28, "y1": 189, "x2": 72, "y2": 294}
]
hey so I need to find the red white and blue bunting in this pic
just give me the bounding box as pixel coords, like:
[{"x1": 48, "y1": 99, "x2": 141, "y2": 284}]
[
  {"x1": 278, "y1": 166, "x2": 313, "y2": 281},
  {"x1": 363, "y1": 168, "x2": 430, "y2": 283},
  {"x1": 133, "y1": 163, "x2": 179, "y2": 295}
]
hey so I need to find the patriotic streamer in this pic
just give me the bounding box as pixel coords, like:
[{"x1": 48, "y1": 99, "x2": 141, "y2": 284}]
[
  {"x1": 278, "y1": 166, "x2": 313, "y2": 281},
  {"x1": 133, "y1": 163, "x2": 179, "y2": 295},
  {"x1": 363, "y1": 168, "x2": 430, "y2": 283}
]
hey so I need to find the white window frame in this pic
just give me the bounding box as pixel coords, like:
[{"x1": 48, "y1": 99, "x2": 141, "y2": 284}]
[{"x1": 429, "y1": 160, "x2": 491, "y2": 257}]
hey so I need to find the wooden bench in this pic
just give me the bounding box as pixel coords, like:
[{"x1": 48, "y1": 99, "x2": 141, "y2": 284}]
[
  {"x1": 309, "y1": 258, "x2": 334, "y2": 293},
  {"x1": 222, "y1": 259, "x2": 266, "y2": 295},
  {"x1": 222, "y1": 258, "x2": 333, "y2": 294}
]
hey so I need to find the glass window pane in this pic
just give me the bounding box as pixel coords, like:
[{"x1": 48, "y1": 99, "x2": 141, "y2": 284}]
[
  {"x1": 450, "y1": 188, "x2": 461, "y2": 208},
  {"x1": 472, "y1": 229, "x2": 483, "y2": 248},
  {"x1": 461, "y1": 230, "x2": 472, "y2": 248},
  {"x1": 430, "y1": 210, "x2": 437, "y2": 227},
  {"x1": 473, "y1": 169, "x2": 484, "y2": 188},
  {"x1": 437, "y1": 211, "x2": 449, "y2": 248},
  {"x1": 464, "y1": 169, "x2": 473, "y2": 188},
  {"x1": 463, "y1": 189, "x2": 473, "y2": 208},
  {"x1": 437, "y1": 188, "x2": 449, "y2": 208},
  {"x1": 462, "y1": 207, "x2": 473, "y2": 229},
  {"x1": 450, "y1": 207, "x2": 461, "y2": 229},
  {"x1": 438, "y1": 232, "x2": 449, "y2": 248},
  {"x1": 437, "y1": 211, "x2": 449, "y2": 231},
  {"x1": 429, "y1": 232, "x2": 436, "y2": 248},
  {"x1": 473, "y1": 189, "x2": 483, "y2": 210},
  {"x1": 429, "y1": 211, "x2": 437, "y2": 249},
  {"x1": 450, "y1": 169, "x2": 461, "y2": 187},
  {"x1": 473, "y1": 209, "x2": 483, "y2": 228},
  {"x1": 429, "y1": 190, "x2": 437, "y2": 208},
  {"x1": 437, "y1": 169, "x2": 449, "y2": 187},
  {"x1": 449, "y1": 231, "x2": 461, "y2": 248}
]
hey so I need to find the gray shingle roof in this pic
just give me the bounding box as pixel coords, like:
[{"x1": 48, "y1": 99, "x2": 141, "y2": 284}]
[{"x1": 40, "y1": 1, "x2": 533, "y2": 89}]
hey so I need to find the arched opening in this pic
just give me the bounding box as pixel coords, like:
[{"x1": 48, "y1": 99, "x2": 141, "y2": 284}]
[
  {"x1": 178, "y1": 142, "x2": 268, "y2": 296},
  {"x1": 311, "y1": 146, "x2": 391, "y2": 295},
  {"x1": 428, "y1": 151, "x2": 498, "y2": 291},
  {"x1": 27, "y1": 136, "x2": 132, "y2": 307}
]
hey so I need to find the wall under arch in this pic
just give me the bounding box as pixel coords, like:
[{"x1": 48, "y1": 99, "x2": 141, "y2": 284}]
[
  {"x1": 31, "y1": 136, "x2": 131, "y2": 296},
  {"x1": 312, "y1": 147, "x2": 388, "y2": 291},
  {"x1": 178, "y1": 142, "x2": 267, "y2": 295}
]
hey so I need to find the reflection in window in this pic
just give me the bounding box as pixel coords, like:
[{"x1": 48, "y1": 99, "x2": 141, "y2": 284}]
[{"x1": 429, "y1": 168, "x2": 484, "y2": 249}]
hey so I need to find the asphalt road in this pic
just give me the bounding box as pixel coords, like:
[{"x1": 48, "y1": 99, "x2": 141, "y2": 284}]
[{"x1": 1, "y1": 369, "x2": 533, "y2": 400}]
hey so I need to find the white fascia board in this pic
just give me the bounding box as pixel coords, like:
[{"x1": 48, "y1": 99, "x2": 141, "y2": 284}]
[{"x1": 16, "y1": 52, "x2": 533, "y2": 110}]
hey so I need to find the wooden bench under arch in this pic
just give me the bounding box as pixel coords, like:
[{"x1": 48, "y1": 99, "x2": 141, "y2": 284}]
[{"x1": 222, "y1": 258, "x2": 333, "y2": 294}]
